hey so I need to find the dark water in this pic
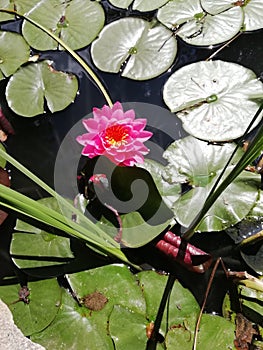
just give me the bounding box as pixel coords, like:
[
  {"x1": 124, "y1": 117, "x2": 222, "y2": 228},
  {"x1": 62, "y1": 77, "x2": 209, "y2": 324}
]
[{"x1": 0, "y1": 3, "x2": 262, "y2": 313}]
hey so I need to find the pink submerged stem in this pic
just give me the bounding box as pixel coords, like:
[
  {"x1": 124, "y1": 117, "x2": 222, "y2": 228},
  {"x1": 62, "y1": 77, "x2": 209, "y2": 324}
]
[{"x1": 155, "y1": 231, "x2": 212, "y2": 273}]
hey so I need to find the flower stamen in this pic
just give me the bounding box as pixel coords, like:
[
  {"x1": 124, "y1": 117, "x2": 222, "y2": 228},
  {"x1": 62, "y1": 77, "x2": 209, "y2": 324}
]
[{"x1": 103, "y1": 125, "x2": 129, "y2": 147}]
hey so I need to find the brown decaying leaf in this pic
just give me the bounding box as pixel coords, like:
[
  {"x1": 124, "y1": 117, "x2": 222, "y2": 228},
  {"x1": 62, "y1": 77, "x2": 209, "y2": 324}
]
[{"x1": 234, "y1": 313, "x2": 258, "y2": 350}]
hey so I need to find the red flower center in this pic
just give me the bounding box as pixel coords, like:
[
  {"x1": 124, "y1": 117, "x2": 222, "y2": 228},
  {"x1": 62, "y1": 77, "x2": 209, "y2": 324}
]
[{"x1": 103, "y1": 124, "x2": 129, "y2": 147}]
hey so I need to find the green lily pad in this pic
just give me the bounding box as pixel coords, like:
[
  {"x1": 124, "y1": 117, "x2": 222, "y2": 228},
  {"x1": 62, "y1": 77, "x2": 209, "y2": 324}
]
[
  {"x1": 32, "y1": 264, "x2": 146, "y2": 349},
  {"x1": 0, "y1": 0, "x2": 14, "y2": 22},
  {"x1": 0, "y1": 0, "x2": 40, "y2": 22},
  {"x1": 157, "y1": 0, "x2": 243, "y2": 46},
  {"x1": 66, "y1": 264, "x2": 146, "y2": 315},
  {"x1": 160, "y1": 136, "x2": 260, "y2": 231},
  {"x1": 132, "y1": 0, "x2": 169, "y2": 11},
  {"x1": 109, "y1": 0, "x2": 169, "y2": 11},
  {"x1": 201, "y1": 0, "x2": 263, "y2": 32},
  {"x1": 225, "y1": 193, "x2": 263, "y2": 274},
  {"x1": 6, "y1": 60, "x2": 78, "y2": 117},
  {"x1": 163, "y1": 60, "x2": 263, "y2": 142},
  {"x1": 0, "y1": 31, "x2": 30, "y2": 80},
  {"x1": 32, "y1": 288, "x2": 115, "y2": 350},
  {"x1": 166, "y1": 313, "x2": 235, "y2": 350},
  {"x1": 137, "y1": 271, "x2": 200, "y2": 330},
  {"x1": 109, "y1": 305, "x2": 149, "y2": 350},
  {"x1": 243, "y1": 0, "x2": 263, "y2": 31},
  {"x1": 10, "y1": 197, "x2": 74, "y2": 270},
  {"x1": 120, "y1": 211, "x2": 172, "y2": 248},
  {"x1": 108, "y1": 0, "x2": 133, "y2": 9},
  {"x1": 2, "y1": 265, "x2": 234, "y2": 349},
  {"x1": 22, "y1": 0, "x2": 105, "y2": 50},
  {"x1": 91, "y1": 17, "x2": 177, "y2": 80},
  {"x1": 200, "y1": 0, "x2": 237, "y2": 14},
  {"x1": 241, "y1": 243, "x2": 263, "y2": 275},
  {"x1": 138, "y1": 159, "x2": 181, "y2": 208},
  {"x1": 0, "y1": 278, "x2": 62, "y2": 336}
]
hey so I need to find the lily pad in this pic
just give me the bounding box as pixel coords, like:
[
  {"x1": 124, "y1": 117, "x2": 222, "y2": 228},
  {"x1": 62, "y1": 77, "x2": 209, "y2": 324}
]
[
  {"x1": 108, "y1": 0, "x2": 132, "y2": 8},
  {"x1": 0, "y1": 278, "x2": 62, "y2": 336},
  {"x1": 243, "y1": 0, "x2": 263, "y2": 31},
  {"x1": 132, "y1": 0, "x2": 169, "y2": 11},
  {"x1": 0, "y1": 31, "x2": 30, "y2": 80},
  {"x1": 32, "y1": 288, "x2": 115, "y2": 350},
  {"x1": 108, "y1": 0, "x2": 169, "y2": 11},
  {"x1": 22, "y1": 0, "x2": 105, "y2": 50},
  {"x1": 166, "y1": 313, "x2": 235, "y2": 349},
  {"x1": 157, "y1": 0, "x2": 243, "y2": 46},
  {"x1": 120, "y1": 211, "x2": 172, "y2": 248},
  {"x1": 160, "y1": 136, "x2": 260, "y2": 231},
  {"x1": 3, "y1": 265, "x2": 234, "y2": 349},
  {"x1": 138, "y1": 159, "x2": 181, "y2": 208},
  {"x1": 201, "y1": 0, "x2": 263, "y2": 32},
  {"x1": 163, "y1": 60, "x2": 263, "y2": 141},
  {"x1": 0, "y1": 0, "x2": 40, "y2": 22},
  {"x1": 10, "y1": 197, "x2": 74, "y2": 270},
  {"x1": 91, "y1": 17, "x2": 177, "y2": 80},
  {"x1": 241, "y1": 242, "x2": 263, "y2": 275},
  {"x1": 32, "y1": 264, "x2": 146, "y2": 349},
  {"x1": 137, "y1": 271, "x2": 200, "y2": 331},
  {"x1": 66, "y1": 265, "x2": 146, "y2": 314},
  {"x1": 6, "y1": 60, "x2": 78, "y2": 117},
  {"x1": 109, "y1": 305, "x2": 163, "y2": 350},
  {"x1": 225, "y1": 193, "x2": 263, "y2": 274}
]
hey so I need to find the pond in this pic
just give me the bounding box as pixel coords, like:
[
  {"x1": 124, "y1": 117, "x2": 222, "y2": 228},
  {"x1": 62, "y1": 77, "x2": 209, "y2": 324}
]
[{"x1": 0, "y1": 1, "x2": 263, "y2": 349}]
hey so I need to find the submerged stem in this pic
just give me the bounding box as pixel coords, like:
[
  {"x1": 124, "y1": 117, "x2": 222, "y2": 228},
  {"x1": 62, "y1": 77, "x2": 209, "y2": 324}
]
[{"x1": 0, "y1": 8, "x2": 113, "y2": 107}]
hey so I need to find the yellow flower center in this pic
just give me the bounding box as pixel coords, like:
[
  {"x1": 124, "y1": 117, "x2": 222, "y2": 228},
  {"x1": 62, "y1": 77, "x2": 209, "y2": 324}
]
[{"x1": 104, "y1": 124, "x2": 129, "y2": 147}]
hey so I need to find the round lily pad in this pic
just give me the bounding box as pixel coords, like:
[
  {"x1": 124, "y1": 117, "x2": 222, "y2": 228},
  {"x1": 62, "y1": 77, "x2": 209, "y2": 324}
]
[
  {"x1": 0, "y1": 0, "x2": 40, "y2": 22},
  {"x1": 108, "y1": 0, "x2": 132, "y2": 8},
  {"x1": 0, "y1": 278, "x2": 62, "y2": 336},
  {"x1": 109, "y1": 0, "x2": 169, "y2": 11},
  {"x1": 138, "y1": 159, "x2": 181, "y2": 209},
  {"x1": 160, "y1": 136, "x2": 261, "y2": 231},
  {"x1": 22, "y1": 0, "x2": 105, "y2": 50},
  {"x1": 163, "y1": 60, "x2": 263, "y2": 141},
  {"x1": 0, "y1": 31, "x2": 30, "y2": 80},
  {"x1": 10, "y1": 197, "x2": 74, "y2": 270},
  {"x1": 157, "y1": 0, "x2": 243, "y2": 46},
  {"x1": 91, "y1": 17, "x2": 177, "y2": 80},
  {"x1": 166, "y1": 313, "x2": 235, "y2": 350},
  {"x1": 133, "y1": 0, "x2": 169, "y2": 11},
  {"x1": 31, "y1": 288, "x2": 115, "y2": 350},
  {"x1": 201, "y1": 0, "x2": 263, "y2": 32},
  {"x1": 6, "y1": 60, "x2": 78, "y2": 117},
  {"x1": 243, "y1": 0, "x2": 263, "y2": 31},
  {"x1": 200, "y1": 0, "x2": 237, "y2": 15}
]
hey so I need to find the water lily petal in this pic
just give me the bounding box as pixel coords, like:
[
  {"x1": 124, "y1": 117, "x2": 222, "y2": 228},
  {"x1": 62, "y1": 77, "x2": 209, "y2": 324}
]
[{"x1": 76, "y1": 102, "x2": 152, "y2": 166}]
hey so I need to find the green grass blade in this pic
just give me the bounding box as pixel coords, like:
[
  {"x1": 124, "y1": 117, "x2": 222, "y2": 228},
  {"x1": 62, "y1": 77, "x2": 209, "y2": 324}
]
[
  {"x1": 0, "y1": 185, "x2": 134, "y2": 265},
  {"x1": 0, "y1": 148, "x2": 119, "y2": 247}
]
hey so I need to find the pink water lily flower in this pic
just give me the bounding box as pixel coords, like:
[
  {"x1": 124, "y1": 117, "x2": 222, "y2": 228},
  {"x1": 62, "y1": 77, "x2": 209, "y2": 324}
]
[{"x1": 76, "y1": 102, "x2": 153, "y2": 166}]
